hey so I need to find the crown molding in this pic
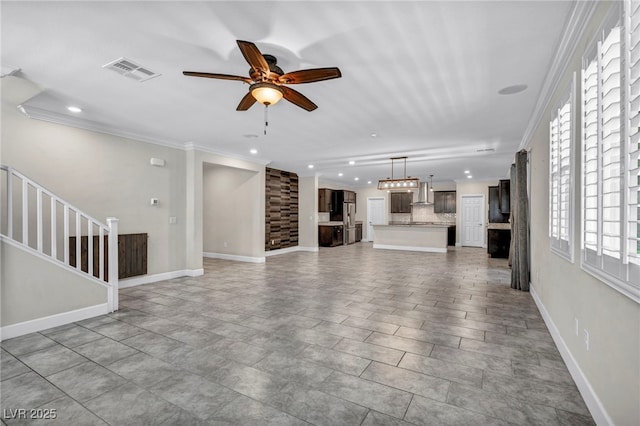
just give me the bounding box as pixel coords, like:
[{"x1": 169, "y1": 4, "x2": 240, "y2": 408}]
[
  {"x1": 184, "y1": 142, "x2": 271, "y2": 166},
  {"x1": 519, "y1": 0, "x2": 598, "y2": 150},
  {"x1": 18, "y1": 104, "x2": 185, "y2": 150},
  {"x1": 17, "y1": 104, "x2": 272, "y2": 167}
]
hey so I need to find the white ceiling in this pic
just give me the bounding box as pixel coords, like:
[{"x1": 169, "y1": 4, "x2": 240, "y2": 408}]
[{"x1": 1, "y1": 1, "x2": 575, "y2": 187}]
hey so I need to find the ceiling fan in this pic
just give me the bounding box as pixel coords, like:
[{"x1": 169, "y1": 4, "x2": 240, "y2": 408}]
[{"x1": 183, "y1": 40, "x2": 341, "y2": 112}]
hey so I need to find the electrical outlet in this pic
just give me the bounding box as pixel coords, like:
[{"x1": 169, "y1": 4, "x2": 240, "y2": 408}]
[
  {"x1": 169, "y1": 216, "x2": 177, "y2": 224},
  {"x1": 583, "y1": 329, "x2": 590, "y2": 351},
  {"x1": 271, "y1": 239, "x2": 275, "y2": 245},
  {"x1": 575, "y1": 318, "x2": 579, "y2": 336},
  {"x1": 223, "y1": 241, "x2": 228, "y2": 248}
]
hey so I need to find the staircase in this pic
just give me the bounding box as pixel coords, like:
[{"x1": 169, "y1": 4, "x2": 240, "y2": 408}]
[{"x1": 0, "y1": 165, "x2": 119, "y2": 316}]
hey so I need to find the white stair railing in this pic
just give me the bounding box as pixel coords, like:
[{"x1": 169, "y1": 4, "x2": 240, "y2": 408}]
[{"x1": 1, "y1": 165, "x2": 119, "y2": 311}]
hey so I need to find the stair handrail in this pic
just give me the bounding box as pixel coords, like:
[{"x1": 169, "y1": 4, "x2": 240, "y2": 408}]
[{"x1": 1, "y1": 164, "x2": 119, "y2": 311}]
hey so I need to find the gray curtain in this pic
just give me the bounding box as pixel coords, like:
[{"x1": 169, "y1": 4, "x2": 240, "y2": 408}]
[{"x1": 510, "y1": 149, "x2": 530, "y2": 291}]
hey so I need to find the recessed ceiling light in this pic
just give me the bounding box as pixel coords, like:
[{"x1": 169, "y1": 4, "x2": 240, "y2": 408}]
[
  {"x1": 354, "y1": 177, "x2": 359, "y2": 181},
  {"x1": 308, "y1": 164, "x2": 314, "y2": 169},
  {"x1": 464, "y1": 170, "x2": 470, "y2": 174},
  {"x1": 67, "y1": 106, "x2": 82, "y2": 113},
  {"x1": 498, "y1": 84, "x2": 528, "y2": 95},
  {"x1": 349, "y1": 161, "x2": 355, "y2": 165},
  {"x1": 467, "y1": 175, "x2": 473, "y2": 179},
  {"x1": 249, "y1": 149, "x2": 257, "y2": 154},
  {"x1": 367, "y1": 181, "x2": 372, "y2": 184},
  {"x1": 338, "y1": 173, "x2": 343, "y2": 177},
  {"x1": 371, "y1": 133, "x2": 377, "y2": 138}
]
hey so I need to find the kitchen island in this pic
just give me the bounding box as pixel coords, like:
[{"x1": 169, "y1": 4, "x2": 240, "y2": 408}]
[{"x1": 372, "y1": 224, "x2": 449, "y2": 253}]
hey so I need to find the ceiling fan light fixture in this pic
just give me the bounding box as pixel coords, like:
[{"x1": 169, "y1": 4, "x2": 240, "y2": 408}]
[{"x1": 250, "y1": 82, "x2": 284, "y2": 106}]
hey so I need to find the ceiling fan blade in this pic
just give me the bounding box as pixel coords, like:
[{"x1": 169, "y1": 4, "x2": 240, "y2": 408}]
[
  {"x1": 183, "y1": 71, "x2": 251, "y2": 83},
  {"x1": 236, "y1": 91, "x2": 257, "y2": 111},
  {"x1": 278, "y1": 67, "x2": 342, "y2": 84},
  {"x1": 281, "y1": 86, "x2": 317, "y2": 111},
  {"x1": 237, "y1": 40, "x2": 270, "y2": 75}
]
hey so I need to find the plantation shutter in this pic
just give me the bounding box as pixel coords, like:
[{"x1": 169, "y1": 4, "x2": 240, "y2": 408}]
[
  {"x1": 583, "y1": 53, "x2": 599, "y2": 258},
  {"x1": 600, "y1": 26, "x2": 623, "y2": 268},
  {"x1": 559, "y1": 100, "x2": 572, "y2": 245},
  {"x1": 626, "y1": 0, "x2": 640, "y2": 282},
  {"x1": 550, "y1": 86, "x2": 573, "y2": 258}
]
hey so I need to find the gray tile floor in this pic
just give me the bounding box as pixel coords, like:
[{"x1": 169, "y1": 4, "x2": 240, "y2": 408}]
[{"x1": 1, "y1": 244, "x2": 595, "y2": 425}]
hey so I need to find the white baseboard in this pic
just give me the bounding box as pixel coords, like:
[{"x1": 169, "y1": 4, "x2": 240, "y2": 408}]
[
  {"x1": 455, "y1": 242, "x2": 486, "y2": 249},
  {"x1": 372, "y1": 243, "x2": 447, "y2": 253},
  {"x1": 0, "y1": 303, "x2": 109, "y2": 341},
  {"x1": 297, "y1": 246, "x2": 319, "y2": 253},
  {"x1": 119, "y1": 268, "x2": 204, "y2": 288},
  {"x1": 265, "y1": 246, "x2": 301, "y2": 256},
  {"x1": 185, "y1": 268, "x2": 204, "y2": 277},
  {"x1": 203, "y1": 252, "x2": 265, "y2": 264},
  {"x1": 265, "y1": 246, "x2": 319, "y2": 257},
  {"x1": 530, "y1": 285, "x2": 611, "y2": 426}
]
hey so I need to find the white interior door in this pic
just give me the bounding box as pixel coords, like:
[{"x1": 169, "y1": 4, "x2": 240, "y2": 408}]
[
  {"x1": 367, "y1": 197, "x2": 385, "y2": 241},
  {"x1": 461, "y1": 195, "x2": 485, "y2": 247}
]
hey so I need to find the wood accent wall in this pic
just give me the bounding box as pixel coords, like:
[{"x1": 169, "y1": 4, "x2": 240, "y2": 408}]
[{"x1": 265, "y1": 167, "x2": 299, "y2": 251}]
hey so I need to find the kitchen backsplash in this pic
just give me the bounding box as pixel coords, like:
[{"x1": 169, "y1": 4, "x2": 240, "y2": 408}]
[
  {"x1": 320, "y1": 204, "x2": 455, "y2": 224},
  {"x1": 390, "y1": 204, "x2": 456, "y2": 224}
]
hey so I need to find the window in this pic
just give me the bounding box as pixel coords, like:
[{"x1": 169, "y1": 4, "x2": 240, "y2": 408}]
[
  {"x1": 550, "y1": 80, "x2": 575, "y2": 261},
  {"x1": 580, "y1": 1, "x2": 640, "y2": 302}
]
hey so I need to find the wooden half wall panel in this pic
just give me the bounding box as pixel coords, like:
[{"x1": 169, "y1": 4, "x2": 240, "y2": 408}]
[{"x1": 69, "y1": 233, "x2": 147, "y2": 280}]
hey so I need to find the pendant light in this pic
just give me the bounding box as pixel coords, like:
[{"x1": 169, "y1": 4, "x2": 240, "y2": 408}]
[{"x1": 377, "y1": 157, "x2": 420, "y2": 190}]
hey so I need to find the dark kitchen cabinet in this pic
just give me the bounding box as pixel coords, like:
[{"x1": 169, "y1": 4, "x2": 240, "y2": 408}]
[
  {"x1": 344, "y1": 190, "x2": 356, "y2": 203},
  {"x1": 390, "y1": 192, "x2": 412, "y2": 213},
  {"x1": 319, "y1": 225, "x2": 343, "y2": 247},
  {"x1": 434, "y1": 191, "x2": 456, "y2": 213},
  {"x1": 499, "y1": 180, "x2": 511, "y2": 214},
  {"x1": 447, "y1": 226, "x2": 456, "y2": 246},
  {"x1": 318, "y1": 188, "x2": 332, "y2": 213},
  {"x1": 488, "y1": 229, "x2": 511, "y2": 258},
  {"x1": 330, "y1": 190, "x2": 344, "y2": 221},
  {"x1": 355, "y1": 223, "x2": 362, "y2": 242},
  {"x1": 489, "y1": 186, "x2": 509, "y2": 223}
]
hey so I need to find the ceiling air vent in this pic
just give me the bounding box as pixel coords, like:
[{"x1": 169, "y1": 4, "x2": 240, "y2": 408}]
[{"x1": 102, "y1": 57, "x2": 160, "y2": 82}]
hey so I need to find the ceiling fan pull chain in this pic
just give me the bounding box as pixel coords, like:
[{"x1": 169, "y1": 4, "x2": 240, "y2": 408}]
[{"x1": 264, "y1": 104, "x2": 269, "y2": 135}]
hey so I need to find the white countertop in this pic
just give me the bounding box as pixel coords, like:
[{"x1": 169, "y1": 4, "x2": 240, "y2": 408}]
[
  {"x1": 375, "y1": 223, "x2": 451, "y2": 228},
  {"x1": 318, "y1": 221, "x2": 344, "y2": 226}
]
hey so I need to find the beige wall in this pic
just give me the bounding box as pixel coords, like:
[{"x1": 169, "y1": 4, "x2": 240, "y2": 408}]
[
  {"x1": 186, "y1": 149, "x2": 265, "y2": 267},
  {"x1": 526, "y1": 2, "x2": 639, "y2": 424},
  {"x1": 1, "y1": 240, "x2": 107, "y2": 326},
  {"x1": 1, "y1": 77, "x2": 187, "y2": 276},
  {"x1": 298, "y1": 175, "x2": 318, "y2": 249},
  {"x1": 202, "y1": 163, "x2": 263, "y2": 258}
]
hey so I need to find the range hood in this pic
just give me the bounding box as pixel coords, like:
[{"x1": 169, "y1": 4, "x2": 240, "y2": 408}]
[{"x1": 412, "y1": 181, "x2": 433, "y2": 205}]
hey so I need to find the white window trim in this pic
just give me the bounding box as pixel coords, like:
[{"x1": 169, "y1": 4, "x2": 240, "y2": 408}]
[
  {"x1": 550, "y1": 75, "x2": 576, "y2": 262},
  {"x1": 579, "y1": 1, "x2": 640, "y2": 304}
]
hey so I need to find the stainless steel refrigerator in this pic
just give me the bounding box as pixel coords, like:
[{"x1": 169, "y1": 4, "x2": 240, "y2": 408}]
[{"x1": 343, "y1": 202, "x2": 356, "y2": 245}]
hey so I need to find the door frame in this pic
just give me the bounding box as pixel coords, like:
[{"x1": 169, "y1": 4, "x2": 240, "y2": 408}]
[
  {"x1": 460, "y1": 194, "x2": 486, "y2": 247},
  {"x1": 366, "y1": 197, "x2": 386, "y2": 242}
]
